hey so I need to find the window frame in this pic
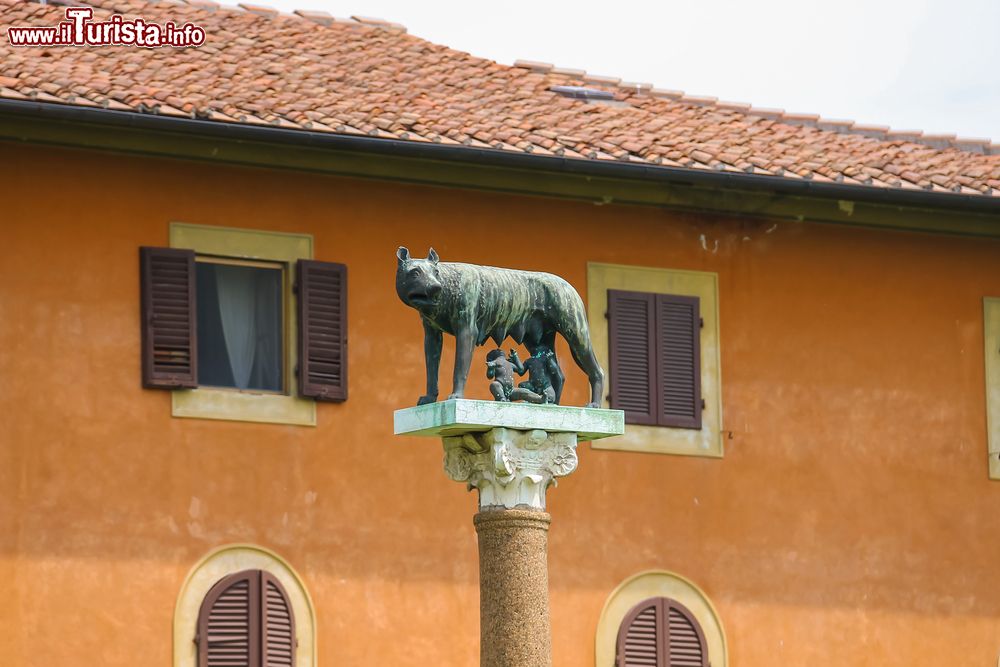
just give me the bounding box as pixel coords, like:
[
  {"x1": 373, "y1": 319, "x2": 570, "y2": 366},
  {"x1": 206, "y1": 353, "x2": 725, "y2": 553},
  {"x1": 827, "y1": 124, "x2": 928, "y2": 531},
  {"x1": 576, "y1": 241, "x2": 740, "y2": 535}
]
[
  {"x1": 169, "y1": 222, "x2": 316, "y2": 426},
  {"x1": 596, "y1": 570, "x2": 727, "y2": 667},
  {"x1": 984, "y1": 297, "x2": 1000, "y2": 479},
  {"x1": 174, "y1": 544, "x2": 316, "y2": 667},
  {"x1": 588, "y1": 262, "x2": 723, "y2": 457}
]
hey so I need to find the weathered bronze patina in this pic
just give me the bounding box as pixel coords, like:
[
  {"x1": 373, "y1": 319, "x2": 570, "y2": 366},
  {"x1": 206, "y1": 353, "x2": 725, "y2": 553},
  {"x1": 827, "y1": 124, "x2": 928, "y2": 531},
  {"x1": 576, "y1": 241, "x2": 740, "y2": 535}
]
[
  {"x1": 485, "y1": 348, "x2": 559, "y2": 404},
  {"x1": 510, "y1": 347, "x2": 559, "y2": 404},
  {"x1": 395, "y1": 247, "x2": 605, "y2": 407},
  {"x1": 486, "y1": 349, "x2": 520, "y2": 402}
]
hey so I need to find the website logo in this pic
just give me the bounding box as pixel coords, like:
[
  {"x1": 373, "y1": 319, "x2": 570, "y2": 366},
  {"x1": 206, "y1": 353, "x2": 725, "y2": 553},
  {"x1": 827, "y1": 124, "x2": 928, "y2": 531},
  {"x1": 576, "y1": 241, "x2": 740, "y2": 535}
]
[{"x1": 7, "y1": 7, "x2": 206, "y2": 48}]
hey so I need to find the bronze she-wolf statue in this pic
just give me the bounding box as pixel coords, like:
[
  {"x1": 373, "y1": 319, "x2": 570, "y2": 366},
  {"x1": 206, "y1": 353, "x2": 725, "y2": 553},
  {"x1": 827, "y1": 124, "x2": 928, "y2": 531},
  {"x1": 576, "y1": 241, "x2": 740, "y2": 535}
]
[{"x1": 395, "y1": 247, "x2": 605, "y2": 408}]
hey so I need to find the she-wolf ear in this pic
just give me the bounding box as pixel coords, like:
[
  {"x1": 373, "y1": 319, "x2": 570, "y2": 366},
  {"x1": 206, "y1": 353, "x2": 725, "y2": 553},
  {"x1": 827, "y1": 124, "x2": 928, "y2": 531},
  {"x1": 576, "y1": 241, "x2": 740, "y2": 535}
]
[
  {"x1": 396, "y1": 246, "x2": 410, "y2": 263},
  {"x1": 428, "y1": 247, "x2": 440, "y2": 264}
]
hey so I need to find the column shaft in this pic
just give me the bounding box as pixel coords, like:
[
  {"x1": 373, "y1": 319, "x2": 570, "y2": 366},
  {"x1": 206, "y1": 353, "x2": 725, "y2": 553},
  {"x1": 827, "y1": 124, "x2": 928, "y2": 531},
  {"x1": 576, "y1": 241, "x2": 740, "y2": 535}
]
[{"x1": 474, "y1": 508, "x2": 552, "y2": 667}]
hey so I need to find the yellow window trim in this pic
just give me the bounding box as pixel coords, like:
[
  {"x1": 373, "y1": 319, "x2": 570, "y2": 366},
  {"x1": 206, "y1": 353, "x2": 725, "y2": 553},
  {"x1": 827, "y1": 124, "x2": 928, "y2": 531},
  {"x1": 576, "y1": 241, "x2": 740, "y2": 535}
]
[
  {"x1": 587, "y1": 262, "x2": 723, "y2": 457},
  {"x1": 595, "y1": 569, "x2": 728, "y2": 667},
  {"x1": 984, "y1": 297, "x2": 1000, "y2": 479},
  {"x1": 173, "y1": 544, "x2": 317, "y2": 667},
  {"x1": 169, "y1": 222, "x2": 316, "y2": 426}
]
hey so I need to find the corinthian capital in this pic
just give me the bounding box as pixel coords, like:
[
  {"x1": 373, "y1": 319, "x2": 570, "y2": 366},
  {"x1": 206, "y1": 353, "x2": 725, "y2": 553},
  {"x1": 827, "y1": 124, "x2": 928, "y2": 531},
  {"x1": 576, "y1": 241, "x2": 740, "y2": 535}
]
[{"x1": 442, "y1": 427, "x2": 578, "y2": 510}]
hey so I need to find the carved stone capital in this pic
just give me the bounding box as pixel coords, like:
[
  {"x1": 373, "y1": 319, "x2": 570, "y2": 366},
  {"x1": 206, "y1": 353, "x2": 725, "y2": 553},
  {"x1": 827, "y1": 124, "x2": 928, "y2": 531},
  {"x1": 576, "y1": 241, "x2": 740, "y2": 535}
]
[{"x1": 442, "y1": 427, "x2": 578, "y2": 510}]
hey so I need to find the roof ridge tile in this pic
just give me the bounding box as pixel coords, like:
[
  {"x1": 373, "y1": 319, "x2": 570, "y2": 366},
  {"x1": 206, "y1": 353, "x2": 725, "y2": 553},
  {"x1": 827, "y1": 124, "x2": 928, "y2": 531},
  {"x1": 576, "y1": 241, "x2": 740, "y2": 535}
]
[
  {"x1": 583, "y1": 74, "x2": 621, "y2": 86},
  {"x1": 513, "y1": 60, "x2": 553, "y2": 72},
  {"x1": 681, "y1": 94, "x2": 719, "y2": 106},
  {"x1": 237, "y1": 2, "x2": 276, "y2": 16},
  {"x1": 650, "y1": 88, "x2": 684, "y2": 99},
  {"x1": 292, "y1": 8, "x2": 332, "y2": 24}
]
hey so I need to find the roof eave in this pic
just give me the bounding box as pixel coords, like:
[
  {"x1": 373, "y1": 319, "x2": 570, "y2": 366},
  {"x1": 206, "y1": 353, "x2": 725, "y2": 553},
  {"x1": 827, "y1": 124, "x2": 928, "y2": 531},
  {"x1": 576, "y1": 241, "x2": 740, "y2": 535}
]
[{"x1": 2, "y1": 99, "x2": 1000, "y2": 236}]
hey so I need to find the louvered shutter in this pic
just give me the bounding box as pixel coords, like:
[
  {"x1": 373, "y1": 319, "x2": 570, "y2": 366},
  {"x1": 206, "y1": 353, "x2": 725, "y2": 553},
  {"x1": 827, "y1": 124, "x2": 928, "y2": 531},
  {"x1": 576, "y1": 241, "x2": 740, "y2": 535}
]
[
  {"x1": 139, "y1": 247, "x2": 197, "y2": 389},
  {"x1": 666, "y1": 601, "x2": 708, "y2": 667},
  {"x1": 296, "y1": 260, "x2": 348, "y2": 402},
  {"x1": 616, "y1": 598, "x2": 662, "y2": 666},
  {"x1": 197, "y1": 570, "x2": 297, "y2": 667},
  {"x1": 616, "y1": 597, "x2": 709, "y2": 667},
  {"x1": 608, "y1": 290, "x2": 657, "y2": 424},
  {"x1": 262, "y1": 572, "x2": 296, "y2": 667},
  {"x1": 198, "y1": 570, "x2": 258, "y2": 667},
  {"x1": 654, "y1": 294, "x2": 702, "y2": 429}
]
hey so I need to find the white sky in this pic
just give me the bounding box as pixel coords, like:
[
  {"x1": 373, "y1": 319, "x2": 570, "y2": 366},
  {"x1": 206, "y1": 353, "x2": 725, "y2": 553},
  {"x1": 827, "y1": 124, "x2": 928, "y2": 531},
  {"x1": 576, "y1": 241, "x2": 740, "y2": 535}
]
[{"x1": 229, "y1": 0, "x2": 1000, "y2": 141}]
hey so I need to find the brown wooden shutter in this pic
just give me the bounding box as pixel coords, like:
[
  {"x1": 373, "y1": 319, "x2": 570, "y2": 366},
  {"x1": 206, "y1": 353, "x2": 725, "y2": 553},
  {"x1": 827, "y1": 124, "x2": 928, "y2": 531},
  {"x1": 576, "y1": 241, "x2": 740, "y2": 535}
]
[
  {"x1": 296, "y1": 260, "x2": 347, "y2": 402},
  {"x1": 616, "y1": 597, "x2": 662, "y2": 666},
  {"x1": 262, "y1": 572, "x2": 296, "y2": 667},
  {"x1": 197, "y1": 570, "x2": 258, "y2": 667},
  {"x1": 197, "y1": 570, "x2": 297, "y2": 667},
  {"x1": 666, "y1": 601, "x2": 708, "y2": 667},
  {"x1": 139, "y1": 247, "x2": 197, "y2": 389},
  {"x1": 616, "y1": 597, "x2": 709, "y2": 667},
  {"x1": 608, "y1": 289, "x2": 657, "y2": 425},
  {"x1": 655, "y1": 294, "x2": 702, "y2": 429}
]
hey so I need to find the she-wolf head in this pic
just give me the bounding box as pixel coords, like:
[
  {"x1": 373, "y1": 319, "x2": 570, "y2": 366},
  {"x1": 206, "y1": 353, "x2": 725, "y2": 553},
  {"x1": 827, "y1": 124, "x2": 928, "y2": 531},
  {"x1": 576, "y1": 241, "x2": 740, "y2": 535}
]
[{"x1": 395, "y1": 246, "x2": 443, "y2": 309}]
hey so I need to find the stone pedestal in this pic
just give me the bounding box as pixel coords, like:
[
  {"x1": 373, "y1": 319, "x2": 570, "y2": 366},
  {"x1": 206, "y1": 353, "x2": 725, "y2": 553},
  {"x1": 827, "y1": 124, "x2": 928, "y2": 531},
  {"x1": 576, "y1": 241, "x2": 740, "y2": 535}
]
[{"x1": 395, "y1": 399, "x2": 623, "y2": 666}]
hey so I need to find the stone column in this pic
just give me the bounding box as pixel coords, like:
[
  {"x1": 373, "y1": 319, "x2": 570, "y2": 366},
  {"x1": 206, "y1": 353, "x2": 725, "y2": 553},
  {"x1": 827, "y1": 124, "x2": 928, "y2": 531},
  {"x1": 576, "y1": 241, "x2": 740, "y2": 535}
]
[
  {"x1": 394, "y1": 399, "x2": 623, "y2": 667},
  {"x1": 475, "y1": 509, "x2": 551, "y2": 667},
  {"x1": 442, "y1": 427, "x2": 578, "y2": 667}
]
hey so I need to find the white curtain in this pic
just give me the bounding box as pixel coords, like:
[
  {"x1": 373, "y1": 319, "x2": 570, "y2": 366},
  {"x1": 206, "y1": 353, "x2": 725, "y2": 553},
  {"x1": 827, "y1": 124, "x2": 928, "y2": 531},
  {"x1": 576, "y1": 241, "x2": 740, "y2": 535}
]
[
  {"x1": 215, "y1": 265, "x2": 258, "y2": 390},
  {"x1": 250, "y1": 270, "x2": 281, "y2": 390}
]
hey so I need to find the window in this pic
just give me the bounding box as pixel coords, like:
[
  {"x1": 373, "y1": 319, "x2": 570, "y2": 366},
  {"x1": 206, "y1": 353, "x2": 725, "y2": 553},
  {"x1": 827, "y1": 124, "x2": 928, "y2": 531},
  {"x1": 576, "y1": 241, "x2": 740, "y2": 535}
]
[
  {"x1": 174, "y1": 545, "x2": 316, "y2": 667},
  {"x1": 596, "y1": 570, "x2": 727, "y2": 667},
  {"x1": 197, "y1": 569, "x2": 295, "y2": 667},
  {"x1": 196, "y1": 258, "x2": 285, "y2": 393},
  {"x1": 985, "y1": 297, "x2": 1000, "y2": 479},
  {"x1": 608, "y1": 289, "x2": 702, "y2": 429},
  {"x1": 616, "y1": 597, "x2": 708, "y2": 667},
  {"x1": 587, "y1": 263, "x2": 723, "y2": 457},
  {"x1": 139, "y1": 223, "x2": 347, "y2": 426}
]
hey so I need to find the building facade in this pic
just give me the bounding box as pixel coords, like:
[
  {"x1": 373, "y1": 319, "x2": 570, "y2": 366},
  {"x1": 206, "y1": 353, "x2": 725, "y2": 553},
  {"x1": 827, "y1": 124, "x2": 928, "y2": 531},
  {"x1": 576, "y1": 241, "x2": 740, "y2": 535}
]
[{"x1": 3, "y1": 1, "x2": 1000, "y2": 665}]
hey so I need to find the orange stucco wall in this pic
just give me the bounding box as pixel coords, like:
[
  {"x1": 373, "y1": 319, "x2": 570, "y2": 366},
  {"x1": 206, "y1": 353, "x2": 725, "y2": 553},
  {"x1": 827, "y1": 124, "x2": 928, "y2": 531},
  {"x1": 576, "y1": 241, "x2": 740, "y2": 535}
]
[{"x1": 2, "y1": 141, "x2": 1000, "y2": 666}]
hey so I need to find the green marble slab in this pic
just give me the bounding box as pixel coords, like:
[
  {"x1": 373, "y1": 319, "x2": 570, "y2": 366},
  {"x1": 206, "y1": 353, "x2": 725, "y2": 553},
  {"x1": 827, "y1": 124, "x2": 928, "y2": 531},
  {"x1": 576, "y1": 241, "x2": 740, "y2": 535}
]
[{"x1": 394, "y1": 398, "x2": 624, "y2": 441}]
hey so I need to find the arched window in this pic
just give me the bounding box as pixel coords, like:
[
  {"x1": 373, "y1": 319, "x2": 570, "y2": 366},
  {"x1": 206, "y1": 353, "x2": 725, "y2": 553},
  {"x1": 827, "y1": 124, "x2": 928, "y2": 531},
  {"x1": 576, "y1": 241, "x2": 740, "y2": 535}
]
[
  {"x1": 196, "y1": 569, "x2": 296, "y2": 667},
  {"x1": 616, "y1": 597, "x2": 708, "y2": 667},
  {"x1": 597, "y1": 570, "x2": 726, "y2": 666}
]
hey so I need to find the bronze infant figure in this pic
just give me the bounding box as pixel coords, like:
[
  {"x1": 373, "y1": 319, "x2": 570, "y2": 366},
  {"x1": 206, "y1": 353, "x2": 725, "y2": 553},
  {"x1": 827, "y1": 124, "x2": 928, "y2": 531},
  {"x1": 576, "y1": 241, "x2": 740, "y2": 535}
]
[
  {"x1": 486, "y1": 348, "x2": 520, "y2": 402},
  {"x1": 485, "y1": 348, "x2": 558, "y2": 404},
  {"x1": 395, "y1": 247, "x2": 604, "y2": 408},
  {"x1": 511, "y1": 347, "x2": 559, "y2": 405}
]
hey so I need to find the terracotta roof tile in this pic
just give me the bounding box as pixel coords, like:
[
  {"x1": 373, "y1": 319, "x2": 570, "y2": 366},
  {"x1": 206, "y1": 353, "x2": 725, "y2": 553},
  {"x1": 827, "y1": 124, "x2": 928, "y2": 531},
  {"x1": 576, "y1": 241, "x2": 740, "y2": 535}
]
[{"x1": 2, "y1": 0, "x2": 998, "y2": 198}]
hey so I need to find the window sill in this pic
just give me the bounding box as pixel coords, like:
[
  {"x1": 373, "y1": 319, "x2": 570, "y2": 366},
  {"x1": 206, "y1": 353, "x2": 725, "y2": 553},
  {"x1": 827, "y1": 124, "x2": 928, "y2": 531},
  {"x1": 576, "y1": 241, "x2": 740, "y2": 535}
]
[
  {"x1": 172, "y1": 387, "x2": 316, "y2": 426},
  {"x1": 590, "y1": 422, "x2": 723, "y2": 457}
]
